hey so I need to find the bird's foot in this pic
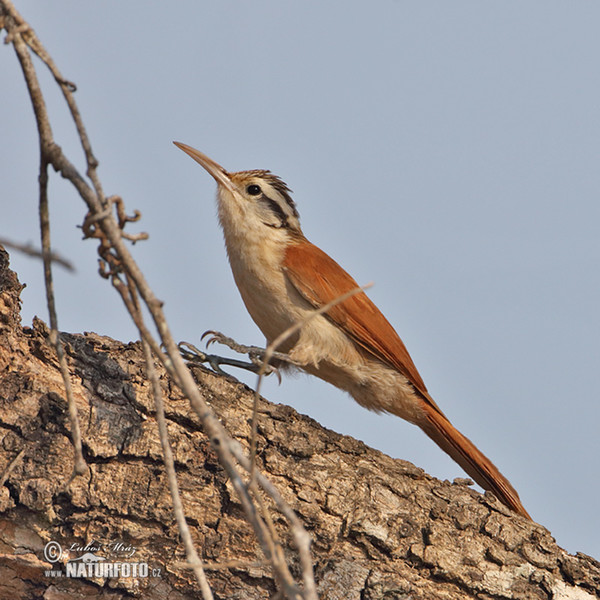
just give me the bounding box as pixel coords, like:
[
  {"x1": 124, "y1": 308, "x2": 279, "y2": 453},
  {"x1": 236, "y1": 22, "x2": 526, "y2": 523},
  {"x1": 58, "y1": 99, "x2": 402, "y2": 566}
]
[
  {"x1": 179, "y1": 341, "x2": 267, "y2": 376},
  {"x1": 202, "y1": 330, "x2": 295, "y2": 365},
  {"x1": 179, "y1": 330, "x2": 292, "y2": 381}
]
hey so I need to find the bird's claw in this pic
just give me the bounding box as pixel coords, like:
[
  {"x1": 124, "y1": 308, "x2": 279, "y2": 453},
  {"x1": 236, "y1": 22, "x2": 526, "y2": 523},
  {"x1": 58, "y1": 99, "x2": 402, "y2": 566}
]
[
  {"x1": 200, "y1": 330, "x2": 220, "y2": 348},
  {"x1": 201, "y1": 330, "x2": 256, "y2": 354}
]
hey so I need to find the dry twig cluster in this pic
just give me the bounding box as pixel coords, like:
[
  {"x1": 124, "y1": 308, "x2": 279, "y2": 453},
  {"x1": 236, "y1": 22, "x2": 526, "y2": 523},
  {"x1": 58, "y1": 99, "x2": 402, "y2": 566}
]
[{"x1": 0, "y1": 2, "x2": 321, "y2": 597}]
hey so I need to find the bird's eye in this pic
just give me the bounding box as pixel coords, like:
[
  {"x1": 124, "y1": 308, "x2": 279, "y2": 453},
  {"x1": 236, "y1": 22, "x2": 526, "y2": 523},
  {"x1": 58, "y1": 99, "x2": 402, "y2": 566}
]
[{"x1": 246, "y1": 184, "x2": 261, "y2": 196}]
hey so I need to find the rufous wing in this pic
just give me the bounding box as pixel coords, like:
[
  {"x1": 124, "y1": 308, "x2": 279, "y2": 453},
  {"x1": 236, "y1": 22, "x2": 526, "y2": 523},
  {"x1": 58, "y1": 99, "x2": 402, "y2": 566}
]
[{"x1": 283, "y1": 237, "x2": 429, "y2": 396}]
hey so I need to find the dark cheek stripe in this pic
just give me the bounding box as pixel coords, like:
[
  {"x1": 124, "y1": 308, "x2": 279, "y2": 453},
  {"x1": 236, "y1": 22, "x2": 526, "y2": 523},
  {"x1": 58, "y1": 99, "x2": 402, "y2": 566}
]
[{"x1": 261, "y1": 194, "x2": 289, "y2": 228}]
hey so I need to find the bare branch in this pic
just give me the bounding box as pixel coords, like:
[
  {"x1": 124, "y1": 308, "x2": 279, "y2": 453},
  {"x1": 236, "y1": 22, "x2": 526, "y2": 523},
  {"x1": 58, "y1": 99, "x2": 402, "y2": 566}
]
[
  {"x1": 0, "y1": 237, "x2": 75, "y2": 271},
  {"x1": 37, "y1": 97, "x2": 86, "y2": 480},
  {"x1": 140, "y1": 329, "x2": 214, "y2": 599}
]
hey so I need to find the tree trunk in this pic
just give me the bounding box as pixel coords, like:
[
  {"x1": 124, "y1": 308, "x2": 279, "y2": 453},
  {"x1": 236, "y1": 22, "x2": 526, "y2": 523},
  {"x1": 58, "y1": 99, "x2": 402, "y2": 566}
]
[{"x1": 0, "y1": 245, "x2": 598, "y2": 599}]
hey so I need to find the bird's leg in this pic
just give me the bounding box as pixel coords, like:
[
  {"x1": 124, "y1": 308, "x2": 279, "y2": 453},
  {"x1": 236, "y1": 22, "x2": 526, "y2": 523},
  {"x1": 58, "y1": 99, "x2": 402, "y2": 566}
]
[
  {"x1": 178, "y1": 330, "x2": 295, "y2": 379},
  {"x1": 202, "y1": 330, "x2": 295, "y2": 363},
  {"x1": 178, "y1": 341, "x2": 266, "y2": 376}
]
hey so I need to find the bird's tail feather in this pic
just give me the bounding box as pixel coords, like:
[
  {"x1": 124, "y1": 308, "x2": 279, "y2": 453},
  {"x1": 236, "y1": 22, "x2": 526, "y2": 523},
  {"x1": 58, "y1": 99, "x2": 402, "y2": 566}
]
[{"x1": 420, "y1": 405, "x2": 531, "y2": 520}]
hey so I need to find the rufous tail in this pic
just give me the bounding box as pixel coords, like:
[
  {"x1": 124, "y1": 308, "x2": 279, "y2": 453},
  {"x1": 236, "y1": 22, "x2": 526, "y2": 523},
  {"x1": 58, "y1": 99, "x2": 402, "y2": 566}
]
[{"x1": 419, "y1": 403, "x2": 531, "y2": 520}]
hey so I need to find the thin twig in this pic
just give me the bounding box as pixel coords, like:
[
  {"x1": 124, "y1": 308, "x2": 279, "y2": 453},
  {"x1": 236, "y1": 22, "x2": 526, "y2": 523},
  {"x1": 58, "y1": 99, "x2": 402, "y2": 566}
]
[
  {"x1": 139, "y1": 327, "x2": 214, "y2": 599},
  {"x1": 39, "y1": 147, "x2": 86, "y2": 478},
  {"x1": 249, "y1": 283, "x2": 373, "y2": 484},
  {"x1": 8, "y1": 0, "x2": 103, "y2": 199},
  {"x1": 1, "y1": 0, "x2": 104, "y2": 202},
  {"x1": 123, "y1": 273, "x2": 213, "y2": 596},
  {"x1": 0, "y1": 237, "x2": 75, "y2": 271},
  {"x1": 0, "y1": 448, "x2": 26, "y2": 487},
  {"x1": 228, "y1": 440, "x2": 317, "y2": 600}
]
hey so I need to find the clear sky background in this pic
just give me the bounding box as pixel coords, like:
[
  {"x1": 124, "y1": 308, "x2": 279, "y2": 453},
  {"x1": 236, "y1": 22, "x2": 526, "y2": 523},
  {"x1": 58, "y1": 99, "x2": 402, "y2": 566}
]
[{"x1": 3, "y1": 2, "x2": 599, "y2": 559}]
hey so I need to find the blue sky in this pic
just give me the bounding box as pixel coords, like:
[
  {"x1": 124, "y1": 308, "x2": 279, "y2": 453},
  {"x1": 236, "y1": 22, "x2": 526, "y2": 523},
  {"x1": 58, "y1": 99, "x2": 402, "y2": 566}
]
[{"x1": 3, "y1": 2, "x2": 599, "y2": 559}]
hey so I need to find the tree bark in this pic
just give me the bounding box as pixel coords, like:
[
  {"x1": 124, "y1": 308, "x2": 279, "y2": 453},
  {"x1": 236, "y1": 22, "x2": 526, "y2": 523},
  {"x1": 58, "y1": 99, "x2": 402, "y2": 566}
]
[{"x1": 1, "y1": 245, "x2": 598, "y2": 599}]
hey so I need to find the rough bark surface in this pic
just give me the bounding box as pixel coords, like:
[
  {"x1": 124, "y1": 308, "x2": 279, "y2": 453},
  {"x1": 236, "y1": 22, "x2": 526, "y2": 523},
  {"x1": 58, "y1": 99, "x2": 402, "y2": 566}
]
[{"x1": 0, "y1": 245, "x2": 599, "y2": 600}]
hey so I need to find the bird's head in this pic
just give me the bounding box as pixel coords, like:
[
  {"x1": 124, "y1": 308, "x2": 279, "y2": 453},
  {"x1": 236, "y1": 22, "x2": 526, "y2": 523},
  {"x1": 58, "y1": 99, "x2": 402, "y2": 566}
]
[{"x1": 174, "y1": 142, "x2": 301, "y2": 235}]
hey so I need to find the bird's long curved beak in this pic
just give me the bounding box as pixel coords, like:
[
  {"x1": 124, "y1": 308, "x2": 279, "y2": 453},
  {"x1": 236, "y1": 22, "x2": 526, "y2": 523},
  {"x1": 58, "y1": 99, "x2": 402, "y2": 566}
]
[{"x1": 173, "y1": 142, "x2": 234, "y2": 192}]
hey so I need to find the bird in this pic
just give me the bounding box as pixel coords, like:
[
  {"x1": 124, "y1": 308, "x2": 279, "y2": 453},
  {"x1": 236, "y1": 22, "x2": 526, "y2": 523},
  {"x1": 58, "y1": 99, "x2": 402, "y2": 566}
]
[{"x1": 174, "y1": 141, "x2": 531, "y2": 520}]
